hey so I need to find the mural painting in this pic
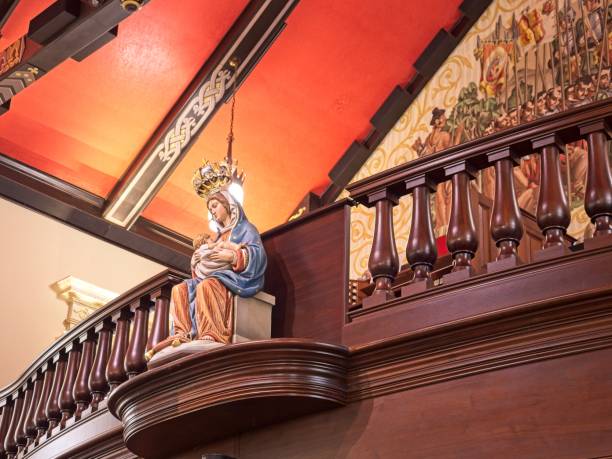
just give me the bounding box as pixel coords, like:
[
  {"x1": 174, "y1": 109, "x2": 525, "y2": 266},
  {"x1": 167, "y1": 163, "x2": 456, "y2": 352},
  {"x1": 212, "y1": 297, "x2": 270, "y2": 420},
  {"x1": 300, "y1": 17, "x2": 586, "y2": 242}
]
[{"x1": 347, "y1": 0, "x2": 612, "y2": 280}]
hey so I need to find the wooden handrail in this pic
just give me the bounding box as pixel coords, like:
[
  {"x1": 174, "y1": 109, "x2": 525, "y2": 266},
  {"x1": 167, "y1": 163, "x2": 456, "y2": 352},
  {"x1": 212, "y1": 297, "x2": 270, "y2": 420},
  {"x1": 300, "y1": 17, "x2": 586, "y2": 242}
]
[{"x1": 0, "y1": 269, "x2": 185, "y2": 399}]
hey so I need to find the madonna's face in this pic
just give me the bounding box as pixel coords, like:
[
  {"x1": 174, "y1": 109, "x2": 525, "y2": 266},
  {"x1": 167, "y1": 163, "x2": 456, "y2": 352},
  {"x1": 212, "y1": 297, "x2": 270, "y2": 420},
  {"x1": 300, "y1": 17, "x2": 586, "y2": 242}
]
[{"x1": 208, "y1": 198, "x2": 229, "y2": 225}]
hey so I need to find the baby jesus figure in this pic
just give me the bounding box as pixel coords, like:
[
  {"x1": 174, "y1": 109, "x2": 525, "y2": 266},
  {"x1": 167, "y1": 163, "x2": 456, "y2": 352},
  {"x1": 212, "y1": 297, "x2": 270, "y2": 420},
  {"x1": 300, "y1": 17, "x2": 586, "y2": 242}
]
[
  {"x1": 191, "y1": 234, "x2": 232, "y2": 279},
  {"x1": 191, "y1": 234, "x2": 248, "y2": 279}
]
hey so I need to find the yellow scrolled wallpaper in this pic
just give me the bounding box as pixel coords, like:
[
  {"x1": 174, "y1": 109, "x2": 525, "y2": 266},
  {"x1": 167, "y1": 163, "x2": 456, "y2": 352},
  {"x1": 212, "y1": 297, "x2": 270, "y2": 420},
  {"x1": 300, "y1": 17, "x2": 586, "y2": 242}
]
[{"x1": 345, "y1": 0, "x2": 612, "y2": 279}]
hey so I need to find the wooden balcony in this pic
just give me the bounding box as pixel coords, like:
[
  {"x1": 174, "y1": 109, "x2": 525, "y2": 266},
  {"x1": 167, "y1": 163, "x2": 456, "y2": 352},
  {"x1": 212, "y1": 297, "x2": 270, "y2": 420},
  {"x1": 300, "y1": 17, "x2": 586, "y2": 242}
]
[{"x1": 0, "y1": 101, "x2": 610, "y2": 458}]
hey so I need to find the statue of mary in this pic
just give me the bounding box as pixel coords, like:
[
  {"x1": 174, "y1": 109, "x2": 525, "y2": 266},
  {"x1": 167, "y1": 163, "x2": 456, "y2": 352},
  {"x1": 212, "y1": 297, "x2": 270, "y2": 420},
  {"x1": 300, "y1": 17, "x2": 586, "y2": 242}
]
[{"x1": 147, "y1": 178, "x2": 266, "y2": 359}]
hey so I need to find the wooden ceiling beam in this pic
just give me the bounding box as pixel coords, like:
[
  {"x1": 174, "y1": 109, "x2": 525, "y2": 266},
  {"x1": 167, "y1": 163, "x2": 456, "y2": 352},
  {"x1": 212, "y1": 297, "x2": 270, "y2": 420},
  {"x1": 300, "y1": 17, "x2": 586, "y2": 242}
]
[
  {"x1": 0, "y1": 0, "x2": 147, "y2": 107},
  {"x1": 0, "y1": 153, "x2": 192, "y2": 273},
  {"x1": 102, "y1": 0, "x2": 300, "y2": 229},
  {"x1": 0, "y1": 0, "x2": 19, "y2": 31}
]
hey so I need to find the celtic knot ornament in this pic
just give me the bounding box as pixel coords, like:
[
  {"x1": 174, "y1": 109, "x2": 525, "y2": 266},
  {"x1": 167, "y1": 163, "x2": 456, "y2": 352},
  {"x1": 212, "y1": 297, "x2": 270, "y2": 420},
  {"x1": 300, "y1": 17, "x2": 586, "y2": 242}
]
[{"x1": 156, "y1": 68, "x2": 232, "y2": 163}]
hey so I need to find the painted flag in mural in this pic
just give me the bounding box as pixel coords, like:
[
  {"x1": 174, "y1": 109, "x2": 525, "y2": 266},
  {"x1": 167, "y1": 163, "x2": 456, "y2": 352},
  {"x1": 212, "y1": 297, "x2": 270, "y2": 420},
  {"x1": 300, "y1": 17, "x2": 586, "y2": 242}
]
[{"x1": 479, "y1": 41, "x2": 515, "y2": 97}]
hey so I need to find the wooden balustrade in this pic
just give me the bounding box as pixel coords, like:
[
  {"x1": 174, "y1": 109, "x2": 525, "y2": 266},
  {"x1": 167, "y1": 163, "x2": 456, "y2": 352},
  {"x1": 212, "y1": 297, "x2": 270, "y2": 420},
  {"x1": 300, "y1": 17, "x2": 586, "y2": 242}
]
[
  {"x1": 147, "y1": 285, "x2": 172, "y2": 352},
  {"x1": 362, "y1": 189, "x2": 400, "y2": 308},
  {"x1": 15, "y1": 382, "x2": 32, "y2": 450},
  {"x1": 402, "y1": 176, "x2": 437, "y2": 296},
  {"x1": 580, "y1": 120, "x2": 612, "y2": 248},
  {"x1": 0, "y1": 270, "x2": 184, "y2": 455},
  {"x1": 347, "y1": 101, "x2": 612, "y2": 309},
  {"x1": 34, "y1": 362, "x2": 53, "y2": 440},
  {"x1": 532, "y1": 134, "x2": 571, "y2": 260},
  {"x1": 487, "y1": 148, "x2": 525, "y2": 272},
  {"x1": 74, "y1": 331, "x2": 97, "y2": 420},
  {"x1": 125, "y1": 296, "x2": 151, "y2": 378},
  {"x1": 24, "y1": 373, "x2": 42, "y2": 444},
  {"x1": 89, "y1": 319, "x2": 114, "y2": 411},
  {"x1": 443, "y1": 162, "x2": 479, "y2": 284},
  {"x1": 107, "y1": 307, "x2": 132, "y2": 390},
  {"x1": 0, "y1": 401, "x2": 12, "y2": 458},
  {"x1": 45, "y1": 353, "x2": 66, "y2": 433},
  {"x1": 4, "y1": 390, "x2": 23, "y2": 458},
  {"x1": 59, "y1": 342, "x2": 81, "y2": 428}
]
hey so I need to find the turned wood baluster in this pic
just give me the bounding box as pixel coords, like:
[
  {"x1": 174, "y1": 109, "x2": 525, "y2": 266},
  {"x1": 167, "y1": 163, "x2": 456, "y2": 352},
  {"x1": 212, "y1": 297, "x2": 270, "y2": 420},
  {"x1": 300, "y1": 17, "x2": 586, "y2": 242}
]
[
  {"x1": 89, "y1": 319, "x2": 114, "y2": 410},
  {"x1": 59, "y1": 342, "x2": 82, "y2": 428},
  {"x1": 444, "y1": 163, "x2": 478, "y2": 282},
  {"x1": 45, "y1": 353, "x2": 66, "y2": 433},
  {"x1": 487, "y1": 148, "x2": 524, "y2": 271},
  {"x1": 4, "y1": 391, "x2": 23, "y2": 458},
  {"x1": 580, "y1": 121, "x2": 612, "y2": 242},
  {"x1": 73, "y1": 330, "x2": 97, "y2": 420},
  {"x1": 0, "y1": 401, "x2": 13, "y2": 458},
  {"x1": 532, "y1": 134, "x2": 570, "y2": 256},
  {"x1": 362, "y1": 189, "x2": 400, "y2": 308},
  {"x1": 34, "y1": 362, "x2": 54, "y2": 440},
  {"x1": 24, "y1": 373, "x2": 43, "y2": 444},
  {"x1": 106, "y1": 308, "x2": 133, "y2": 391},
  {"x1": 125, "y1": 296, "x2": 151, "y2": 377},
  {"x1": 146, "y1": 286, "x2": 172, "y2": 356},
  {"x1": 15, "y1": 382, "x2": 32, "y2": 450},
  {"x1": 402, "y1": 176, "x2": 437, "y2": 296}
]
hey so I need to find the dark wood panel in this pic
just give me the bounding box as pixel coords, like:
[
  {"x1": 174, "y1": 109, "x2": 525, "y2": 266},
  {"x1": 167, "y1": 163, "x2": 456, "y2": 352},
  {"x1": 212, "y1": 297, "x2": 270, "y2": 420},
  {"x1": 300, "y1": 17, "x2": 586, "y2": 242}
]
[
  {"x1": 344, "y1": 244, "x2": 612, "y2": 346},
  {"x1": 177, "y1": 348, "x2": 612, "y2": 459},
  {"x1": 108, "y1": 340, "x2": 349, "y2": 459},
  {"x1": 263, "y1": 202, "x2": 350, "y2": 344}
]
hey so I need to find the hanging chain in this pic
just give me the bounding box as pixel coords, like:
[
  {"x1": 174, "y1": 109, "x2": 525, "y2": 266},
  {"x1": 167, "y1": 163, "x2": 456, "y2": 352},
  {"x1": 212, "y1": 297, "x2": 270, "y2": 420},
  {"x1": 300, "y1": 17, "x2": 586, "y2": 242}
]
[{"x1": 226, "y1": 72, "x2": 238, "y2": 165}]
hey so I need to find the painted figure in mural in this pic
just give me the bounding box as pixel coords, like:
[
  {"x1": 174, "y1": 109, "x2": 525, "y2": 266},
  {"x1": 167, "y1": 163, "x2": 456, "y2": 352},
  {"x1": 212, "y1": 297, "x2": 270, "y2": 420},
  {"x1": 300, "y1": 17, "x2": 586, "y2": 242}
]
[
  {"x1": 551, "y1": 10, "x2": 583, "y2": 84},
  {"x1": 412, "y1": 108, "x2": 456, "y2": 233},
  {"x1": 596, "y1": 68, "x2": 612, "y2": 97},
  {"x1": 563, "y1": 141, "x2": 589, "y2": 204},
  {"x1": 578, "y1": 0, "x2": 606, "y2": 46},
  {"x1": 145, "y1": 163, "x2": 266, "y2": 360},
  {"x1": 514, "y1": 156, "x2": 541, "y2": 215},
  {"x1": 412, "y1": 108, "x2": 451, "y2": 156}
]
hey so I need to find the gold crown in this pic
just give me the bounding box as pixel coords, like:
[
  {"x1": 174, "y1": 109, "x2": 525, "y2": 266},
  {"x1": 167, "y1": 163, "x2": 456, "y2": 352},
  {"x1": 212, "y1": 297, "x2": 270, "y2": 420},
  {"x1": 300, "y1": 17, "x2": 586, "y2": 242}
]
[{"x1": 192, "y1": 159, "x2": 245, "y2": 199}]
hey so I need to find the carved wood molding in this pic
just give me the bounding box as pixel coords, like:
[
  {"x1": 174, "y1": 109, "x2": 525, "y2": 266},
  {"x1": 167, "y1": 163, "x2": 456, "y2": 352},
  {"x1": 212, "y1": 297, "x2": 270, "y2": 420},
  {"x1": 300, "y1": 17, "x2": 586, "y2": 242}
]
[
  {"x1": 345, "y1": 242, "x2": 612, "y2": 334},
  {"x1": 23, "y1": 406, "x2": 124, "y2": 459},
  {"x1": 348, "y1": 287, "x2": 612, "y2": 402},
  {"x1": 107, "y1": 340, "x2": 349, "y2": 458}
]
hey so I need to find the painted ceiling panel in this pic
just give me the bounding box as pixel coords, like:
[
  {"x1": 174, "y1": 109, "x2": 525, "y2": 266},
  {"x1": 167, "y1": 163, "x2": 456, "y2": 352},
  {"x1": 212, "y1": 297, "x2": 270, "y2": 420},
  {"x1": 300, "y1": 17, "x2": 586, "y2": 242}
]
[
  {"x1": 143, "y1": 0, "x2": 462, "y2": 236},
  {"x1": 0, "y1": 0, "x2": 248, "y2": 197}
]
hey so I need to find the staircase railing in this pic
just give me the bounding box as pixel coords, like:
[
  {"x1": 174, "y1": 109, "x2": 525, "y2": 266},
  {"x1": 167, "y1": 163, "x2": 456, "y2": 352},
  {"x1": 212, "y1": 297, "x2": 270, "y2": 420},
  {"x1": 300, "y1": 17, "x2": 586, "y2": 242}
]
[{"x1": 0, "y1": 269, "x2": 185, "y2": 459}]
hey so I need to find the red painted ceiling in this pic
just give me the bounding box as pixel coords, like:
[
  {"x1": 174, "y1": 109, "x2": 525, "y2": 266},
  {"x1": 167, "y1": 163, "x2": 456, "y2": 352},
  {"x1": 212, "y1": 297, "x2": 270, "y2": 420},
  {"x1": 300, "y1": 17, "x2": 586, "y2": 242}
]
[
  {"x1": 0, "y1": 0, "x2": 461, "y2": 237},
  {"x1": 0, "y1": 0, "x2": 248, "y2": 196}
]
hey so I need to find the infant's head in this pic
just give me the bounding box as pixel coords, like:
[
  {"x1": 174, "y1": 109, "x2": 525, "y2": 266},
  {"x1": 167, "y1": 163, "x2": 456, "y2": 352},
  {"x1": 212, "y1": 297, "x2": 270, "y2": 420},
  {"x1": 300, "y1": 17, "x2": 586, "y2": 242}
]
[{"x1": 193, "y1": 233, "x2": 212, "y2": 250}]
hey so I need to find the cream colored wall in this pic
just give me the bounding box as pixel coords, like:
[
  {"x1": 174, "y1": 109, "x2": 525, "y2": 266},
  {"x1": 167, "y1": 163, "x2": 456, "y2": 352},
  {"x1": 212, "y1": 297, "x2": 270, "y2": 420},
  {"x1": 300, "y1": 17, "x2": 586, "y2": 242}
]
[{"x1": 0, "y1": 197, "x2": 165, "y2": 388}]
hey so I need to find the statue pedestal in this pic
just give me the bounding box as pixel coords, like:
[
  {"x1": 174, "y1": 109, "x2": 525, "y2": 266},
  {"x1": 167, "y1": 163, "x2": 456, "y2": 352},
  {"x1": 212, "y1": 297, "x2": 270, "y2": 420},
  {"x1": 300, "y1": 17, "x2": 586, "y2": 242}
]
[
  {"x1": 232, "y1": 291, "x2": 275, "y2": 343},
  {"x1": 149, "y1": 291, "x2": 275, "y2": 368}
]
